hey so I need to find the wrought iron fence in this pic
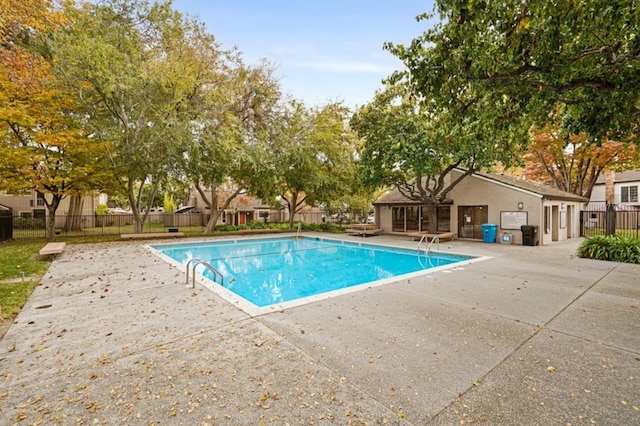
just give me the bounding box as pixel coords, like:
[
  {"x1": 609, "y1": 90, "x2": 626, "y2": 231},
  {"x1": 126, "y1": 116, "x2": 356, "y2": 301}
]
[
  {"x1": 7, "y1": 210, "x2": 372, "y2": 240},
  {"x1": 10, "y1": 213, "x2": 209, "y2": 239},
  {"x1": 581, "y1": 203, "x2": 640, "y2": 238}
]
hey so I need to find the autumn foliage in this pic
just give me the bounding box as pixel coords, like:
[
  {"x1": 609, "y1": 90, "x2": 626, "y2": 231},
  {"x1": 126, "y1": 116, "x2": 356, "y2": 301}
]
[{"x1": 524, "y1": 125, "x2": 637, "y2": 199}]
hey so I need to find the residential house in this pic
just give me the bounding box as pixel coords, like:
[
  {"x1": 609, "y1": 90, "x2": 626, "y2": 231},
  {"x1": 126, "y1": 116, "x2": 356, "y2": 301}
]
[
  {"x1": 185, "y1": 185, "x2": 272, "y2": 226},
  {"x1": 589, "y1": 170, "x2": 640, "y2": 210},
  {"x1": 0, "y1": 191, "x2": 105, "y2": 227}
]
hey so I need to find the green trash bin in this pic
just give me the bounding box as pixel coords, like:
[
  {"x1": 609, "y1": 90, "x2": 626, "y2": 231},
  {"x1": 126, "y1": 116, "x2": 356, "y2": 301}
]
[{"x1": 481, "y1": 223, "x2": 498, "y2": 243}]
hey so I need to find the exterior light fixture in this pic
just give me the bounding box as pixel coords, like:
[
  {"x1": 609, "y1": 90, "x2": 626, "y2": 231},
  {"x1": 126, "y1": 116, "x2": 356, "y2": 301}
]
[{"x1": 517, "y1": 202, "x2": 524, "y2": 210}]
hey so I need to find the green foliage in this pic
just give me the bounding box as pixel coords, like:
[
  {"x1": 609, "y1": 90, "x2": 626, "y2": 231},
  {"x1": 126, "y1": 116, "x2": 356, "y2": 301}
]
[
  {"x1": 56, "y1": 0, "x2": 223, "y2": 233},
  {"x1": 391, "y1": 1, "x2": 640, "y2": 145},
  {"x1": 256, "y1": 100, "x2": 358, "y2": 231},
  {"x1": 300, "y1": 222, "x2": 343, "y2": 233},
  {"x1": 163, "y1": 194, "x2": 177, "y2": 214},
  {"x1": 577, "y1": 235, "x2": 640, "y2": 264},
  {"x1": 13, "y1": 217, "x2": 46, "y2": 229},
  {"x1": 95, "y1": 204, "x2": 109, "y2": 216}
]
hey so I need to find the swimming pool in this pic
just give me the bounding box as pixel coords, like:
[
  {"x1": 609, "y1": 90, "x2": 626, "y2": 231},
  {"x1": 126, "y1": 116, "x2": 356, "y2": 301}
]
[{"x1": 151, "y1": 236, "x2": 476, "y2": 314}]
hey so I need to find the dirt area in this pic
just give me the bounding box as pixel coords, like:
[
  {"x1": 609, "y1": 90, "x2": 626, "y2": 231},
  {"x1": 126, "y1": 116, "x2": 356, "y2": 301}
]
[{"x1": 0, "y1": 316, "x2": 12, "y2": 340}]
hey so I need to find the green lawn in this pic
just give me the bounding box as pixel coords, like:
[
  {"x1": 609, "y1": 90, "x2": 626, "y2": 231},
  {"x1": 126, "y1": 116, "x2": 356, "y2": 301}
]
[
  {"x1": 0, "y1": 240, "x2": 51, "y2": 327},
  {"x1": 0, "y1": 239, "x2": 51, "y2": 280},
  {"x1": 0, "y1": 280, "x2": 40, "y2": 322}
]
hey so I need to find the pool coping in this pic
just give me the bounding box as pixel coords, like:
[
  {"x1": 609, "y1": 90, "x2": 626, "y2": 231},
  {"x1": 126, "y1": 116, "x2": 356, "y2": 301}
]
[{"x1": 146, "y1": 233, "x2": 491, "y2": 317}]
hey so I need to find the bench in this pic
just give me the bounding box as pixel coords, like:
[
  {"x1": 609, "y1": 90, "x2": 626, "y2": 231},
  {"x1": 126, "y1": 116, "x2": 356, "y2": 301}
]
[
  {"x1": 121, "y1": 232, "x2": 185, "y2": 239},
  {"x1": 407, "y1": 231, "x2": 457, "y2": 241},
  {"x1": 346, "y1": 228, "x2": 383, "y2": 237},
  {"x1": 39, "y1": 242, "x2": 67, "y2": 257}
]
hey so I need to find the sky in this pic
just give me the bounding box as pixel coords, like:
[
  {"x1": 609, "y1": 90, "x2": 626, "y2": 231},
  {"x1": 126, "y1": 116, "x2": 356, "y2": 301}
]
[{"x1": 171, "y1": 0, "x2": 437, "y2": 109}]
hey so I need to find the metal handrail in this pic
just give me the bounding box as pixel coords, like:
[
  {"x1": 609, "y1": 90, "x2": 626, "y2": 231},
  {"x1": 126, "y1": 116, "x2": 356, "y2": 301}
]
[
  {"x1": 427, "y1": 235, "x2": 440, "y2": 255},
  {"x1": 418, "y1": 234, "x2": 440, "y2": 255},
  {"x1": 187, "y1": 259, "x2": 224, "y2": 289},
  {"x1": 185, "y1": 258, "x2": 203, "y2": 284}
]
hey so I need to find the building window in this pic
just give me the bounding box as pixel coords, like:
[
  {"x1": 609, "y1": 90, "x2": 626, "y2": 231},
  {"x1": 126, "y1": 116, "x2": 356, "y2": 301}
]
[
  {"x1": 36, "y1": 193, "x2": 45, "y2": 206},
  {"x1": 621, "y1": 185, "x2": 638, "y2": 203},
  {"x1": 391, "y1": 207, "x2": 405, "y2": 232},
  {"x1": 437, "y1": 206, "x2": 451, "y2": 232}
]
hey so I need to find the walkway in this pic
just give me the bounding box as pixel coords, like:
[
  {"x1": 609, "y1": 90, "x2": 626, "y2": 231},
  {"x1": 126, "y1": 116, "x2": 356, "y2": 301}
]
[{"x1": 0, "y1": 235, "x2": 638, "y2": 424}]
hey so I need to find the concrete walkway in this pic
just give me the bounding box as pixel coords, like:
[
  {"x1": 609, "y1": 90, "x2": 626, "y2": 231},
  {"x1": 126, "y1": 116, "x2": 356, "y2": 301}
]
[{"x1": 0, "y1": 235, "x2": 638, "y2": 425}]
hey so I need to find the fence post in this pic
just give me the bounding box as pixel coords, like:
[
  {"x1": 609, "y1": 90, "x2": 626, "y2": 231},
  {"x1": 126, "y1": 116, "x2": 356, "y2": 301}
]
[{"x1": 605, "y1": 203, "x2": 616, "y2": 236}]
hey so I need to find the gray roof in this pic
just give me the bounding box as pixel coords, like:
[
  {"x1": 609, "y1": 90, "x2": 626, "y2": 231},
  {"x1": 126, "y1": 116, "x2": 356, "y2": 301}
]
[
  {"x1": 472, "y1": 171, "x2": 589, "y2": 202},
  {"x1": 374, "y1": 170, "x2": 588, "y2": 205},
  {"x1": 594, "y1": 170, "x2": 640, "y2": 185}
]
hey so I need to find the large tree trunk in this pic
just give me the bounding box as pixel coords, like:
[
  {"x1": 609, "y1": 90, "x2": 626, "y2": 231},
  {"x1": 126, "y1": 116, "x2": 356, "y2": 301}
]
[
  {"x1": 197, "y1": 182, "x2": 244, "y2": 235},
  {"x1": 287, "y1": 192, "x2": 298, "y2": 231},
  {"x1": 203, "y1": 193, "x2": 220, "y2": 234},
  {"x1": 422, "y1": 202, "x2": 439, "y2": 234},
  {"x1": 128, "y1": 180, "x2": 158, "y2": 234},
  {"x1": 42, "y1": 193, "x2": 63, "y2": 241},
  {"x1": 63, "y1": 194, "x2": 84, "y2": 232}
]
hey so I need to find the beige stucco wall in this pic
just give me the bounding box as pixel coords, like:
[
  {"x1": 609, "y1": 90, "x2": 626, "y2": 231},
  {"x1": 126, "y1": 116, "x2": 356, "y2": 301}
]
[
  {"x1": 448, "y1": 172, "x2": 541, "y2": 245},
  {"x1": 0, "y1": 192, "x2": 100, "y2": 216}
]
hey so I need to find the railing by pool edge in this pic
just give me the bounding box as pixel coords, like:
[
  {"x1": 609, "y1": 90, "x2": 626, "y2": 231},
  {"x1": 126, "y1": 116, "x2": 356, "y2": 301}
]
[{"x1": 186, "y1": 258, "x2": 224, "y2": 289}]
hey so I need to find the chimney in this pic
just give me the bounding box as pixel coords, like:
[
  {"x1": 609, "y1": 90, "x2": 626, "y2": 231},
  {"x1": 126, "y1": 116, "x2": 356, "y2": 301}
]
[{"x1": 604, "y1": 170, "x2": 615, "y2": 205}]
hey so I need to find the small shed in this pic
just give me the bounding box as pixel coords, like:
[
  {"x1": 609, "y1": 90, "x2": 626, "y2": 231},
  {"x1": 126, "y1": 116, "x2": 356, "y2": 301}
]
[{"x1": 0, "y1": 204, "x2": 13, "y2": 243}]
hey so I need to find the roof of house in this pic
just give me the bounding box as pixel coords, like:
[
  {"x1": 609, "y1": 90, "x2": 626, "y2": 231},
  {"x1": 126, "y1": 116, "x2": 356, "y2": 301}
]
[
  {"x1": 374, "y1": 170, "x2": 588, "y2": 205},
  {"x1": 229, "y1": 196, "x2": 270, "y2": 211},
  {"x1": 472, "y1": 171, "x2": 589, "y2": 202},
  {"x1": 594, "y1": 170, "x2": 640, "y2": 185}
]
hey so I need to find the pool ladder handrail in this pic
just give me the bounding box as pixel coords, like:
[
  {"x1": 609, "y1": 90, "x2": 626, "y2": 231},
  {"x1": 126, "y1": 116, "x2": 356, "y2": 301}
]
[
  {"x1": 418, "y1": 234, "x2": 440, "y2": 255},
  {"x1": 296, "y1": 222, "x2": 302, "y2": 239},
  {"x1": 185, "y1": 258, "x2": 224, "y2": 289}
]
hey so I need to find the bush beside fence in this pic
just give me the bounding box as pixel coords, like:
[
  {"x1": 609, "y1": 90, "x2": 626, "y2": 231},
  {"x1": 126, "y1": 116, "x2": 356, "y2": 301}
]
[{"x1": 7, "y1": 211, "x2": 366, "y2": 240}]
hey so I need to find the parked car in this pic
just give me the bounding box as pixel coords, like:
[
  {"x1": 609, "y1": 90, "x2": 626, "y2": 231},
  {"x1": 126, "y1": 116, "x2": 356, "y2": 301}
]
[{"x1": 366, "y1": 213, "x2": 375, "y2": 224}]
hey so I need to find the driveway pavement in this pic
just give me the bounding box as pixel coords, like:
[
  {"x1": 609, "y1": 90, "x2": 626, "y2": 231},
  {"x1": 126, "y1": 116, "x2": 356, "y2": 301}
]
[{"x1": 0, "y1": 234, "x2": 638, "y2": 425}]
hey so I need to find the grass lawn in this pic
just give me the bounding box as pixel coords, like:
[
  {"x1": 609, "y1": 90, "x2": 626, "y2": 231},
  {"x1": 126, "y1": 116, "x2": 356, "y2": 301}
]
[{"x1": 0, "y1": 239, "x2": 53, "y2": 338}]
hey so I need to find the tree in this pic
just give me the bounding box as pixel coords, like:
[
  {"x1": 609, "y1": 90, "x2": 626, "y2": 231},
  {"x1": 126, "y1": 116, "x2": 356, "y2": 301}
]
[
  {"x1": 390, "y1": 1, "x2": 640, "y2": 146},
  {"x1": 351, "y1": 82, "x2": 517, "y2": 233},
  {"x1": 184, "y1": 61, "x2": 281, "y2": 234},
  {"x1": 524, "y1": 124, "x2": 637, "y2": 199},
  {"x1": 0, "y1": 0, "x2": 107, "y2": 240},
  {"x1": 55, "y1": 0, "x2": 214, "y2": 233},
  {"x1": 258, "y1": 100, "x2": 357, "y2": 231}
]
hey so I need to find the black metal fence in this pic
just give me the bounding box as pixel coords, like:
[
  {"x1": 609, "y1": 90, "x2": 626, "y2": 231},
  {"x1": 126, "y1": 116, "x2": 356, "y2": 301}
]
[
  {"x1": 0, "y1": 207, "x2": 12, "y2": 242},
  {"x1": 11, "y1": 213, "x2": 209, "y2": 239},
  {"x1": 580, "y1": 203, "x2": 640, "y2": 238},
  {"x1": 7, "y1": 210, "x2": 372, "y2": 240}
]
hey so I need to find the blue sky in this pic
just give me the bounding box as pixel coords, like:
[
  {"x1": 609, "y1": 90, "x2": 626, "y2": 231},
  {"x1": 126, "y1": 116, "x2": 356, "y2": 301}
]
[{"x1": 172, "y1": 0, "x2": 436, "y2": 109}]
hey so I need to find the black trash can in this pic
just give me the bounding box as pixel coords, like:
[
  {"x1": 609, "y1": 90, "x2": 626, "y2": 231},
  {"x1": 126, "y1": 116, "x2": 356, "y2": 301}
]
[{"x1": 521, "y1": 225, "x2": 538, "y2": 246}]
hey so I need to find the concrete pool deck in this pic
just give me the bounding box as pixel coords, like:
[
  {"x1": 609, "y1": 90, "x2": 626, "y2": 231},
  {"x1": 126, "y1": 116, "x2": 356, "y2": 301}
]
[{"x1": 0, "y1": 234, "x2": 638, "y2": 424}]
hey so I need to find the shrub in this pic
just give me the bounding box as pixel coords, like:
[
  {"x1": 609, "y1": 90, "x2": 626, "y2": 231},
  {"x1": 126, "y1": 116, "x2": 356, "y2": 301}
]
[
  {"x1": 577, "y1": 235, "x2": 640, "y2": 264},
  {"x1": 13, "y1": 217, "x2": 46, "y2": 229}
]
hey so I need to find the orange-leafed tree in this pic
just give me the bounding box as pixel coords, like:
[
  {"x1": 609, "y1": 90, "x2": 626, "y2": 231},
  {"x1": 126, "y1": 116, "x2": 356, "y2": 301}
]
[
  {"x1": 0, "y1": 0, "x2": 109, "y2": 240},
  {"x1": 524, "y1": 124, "x2": 637, "y2": 199}
]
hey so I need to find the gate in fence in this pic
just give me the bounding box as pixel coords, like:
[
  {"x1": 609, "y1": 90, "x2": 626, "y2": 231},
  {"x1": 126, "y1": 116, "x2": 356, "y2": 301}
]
[
  {"x1": 0, "y1": 205, "x2": 12, "y2": 242},
  {"x1": 581, "y1": 203, "x2": 640, "y2": 238}
]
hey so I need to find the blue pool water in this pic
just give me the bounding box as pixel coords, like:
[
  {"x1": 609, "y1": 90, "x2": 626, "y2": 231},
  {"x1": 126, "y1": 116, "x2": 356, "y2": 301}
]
[{"x1": 153, "y1": 237, "x2": 471, "y2": 308}]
